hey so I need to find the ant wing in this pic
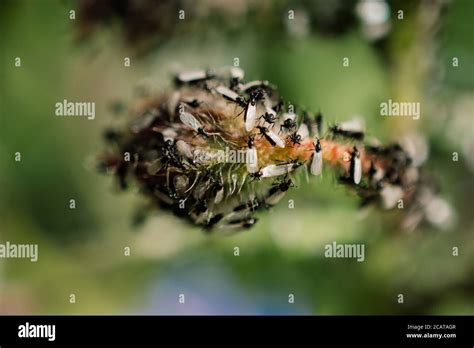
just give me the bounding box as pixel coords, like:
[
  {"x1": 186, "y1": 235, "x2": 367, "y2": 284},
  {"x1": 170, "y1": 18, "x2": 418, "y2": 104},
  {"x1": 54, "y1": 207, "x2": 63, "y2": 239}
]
[
  {"x1": 179, "y1": 111, "x2": 202, "y2": 131},
  {"x1": 310, "y1": 150, "x2": 323, "y2": 176},
  {"x1": 176, "y1": 140, "x2": 194, "y2": 159},
  {"x1": 339, "y1": 117, "x2": 364, "y2": 133},
  {"x1": 147, "y1": 159, "x2": 163, "y2": 175},
  {"x1": 161, "y1": 128, "x2": 178, "y2": 141},
  {"x1": 167, "y1": 91, "x2": 181, "y2": 117},
  {"x1": 266, "y1": 129, "x2": 285, "y2": 148},
  {"x1": 261, "y1": 164, "x2": 291, "y2": 178},
  {"x1": 353, "y1": 156, "x2": 362, "y2": 184},
  {"x1": 238, "y1": 80, "x2": 266, "y2": 92},
  {"x1": 216, "y1": 85, "x2": 240, "y2": 102},
  {"x1": 229, "y1": 66, "x2": 245, "y2": 81},
  {"x1": 263, "y1": 96, "x2": 277, "y2": 116},
  {"x1": 246, "y1": 147, "x2": 259, "y2": 173},
  {"x1": 177, "y1": 70, "x2": 207, "y2": 83},
  {"x1": 265, "y1": 189, "x2": 287, "y2": 207},
  {"x1": 214, "y1": 186, "x2": 225, "y2": 204},
  {"x1": 245, "y1": 102, "x2": 257, "y2": 132},
  {"x1": 173, "y1": 175, "x2": 190, "y2": 196},
  {"x1": 130, "y1": 111, "x2": 156, "y2": 133},
  {"x1": 380, "y1": 184, "x2": 404, "y2": 209}
]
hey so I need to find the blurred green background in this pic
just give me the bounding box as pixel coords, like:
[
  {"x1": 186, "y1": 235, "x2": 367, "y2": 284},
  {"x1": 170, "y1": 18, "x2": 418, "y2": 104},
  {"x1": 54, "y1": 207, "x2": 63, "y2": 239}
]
[{"x1": 1, "y1": 0, "x2": 473, "y2": 314}]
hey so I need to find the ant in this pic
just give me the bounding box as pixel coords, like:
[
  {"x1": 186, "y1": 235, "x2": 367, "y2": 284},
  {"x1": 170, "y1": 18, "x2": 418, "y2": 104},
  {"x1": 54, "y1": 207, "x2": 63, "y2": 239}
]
[
  {"x1": 249, "y1": 170, "x2": 263, "y2": 181},
  {"x1": 280, "y1": 118, "x2": 297, "y2": 133},
  {"x1": 160, "y1": 139, "x2": 186, "y2": 169},
  {"x1": 247, "y1": 135, "x2": 256, "y2": 148},
  {"x1": 249, "y1": 88, "x2": 264, "y2": 105},
  {"x1": 195, "y1": 127, "x2": 210, "y2": 138},
  {"x1": 272, "y1": 176, "x2": 295, "y2": 192},
  {"x1": 287, "y1": 132, "x2": 302, "y2": 145},
  {"x1": 259, "y1": 112, "x2": 277, "y2": 126}
]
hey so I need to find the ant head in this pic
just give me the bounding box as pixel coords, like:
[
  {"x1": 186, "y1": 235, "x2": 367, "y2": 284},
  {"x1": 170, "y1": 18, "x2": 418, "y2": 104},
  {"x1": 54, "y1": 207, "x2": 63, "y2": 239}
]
[
  {"x1": 353, "y1": 146, "x2": 360, "y2": 157},
  {"x1": 314, "y1": 138, "x2": 322, "y2": 151},
  {"x1": 283, "y1": 118, "x2": 296, "y2": 126},
  {"x1": 248, "y1": 135, "x2": 255, "y2": 147}
]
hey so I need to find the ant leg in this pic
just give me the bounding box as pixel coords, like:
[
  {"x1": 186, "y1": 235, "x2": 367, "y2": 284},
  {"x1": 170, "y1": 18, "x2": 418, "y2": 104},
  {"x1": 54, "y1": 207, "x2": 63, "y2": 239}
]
[
  {"x1": 185, "y1": 172, "x2": 201, "y2": 193},
  {"x1": 166, "y1": 166, "x2": 172, "y2": 192}
]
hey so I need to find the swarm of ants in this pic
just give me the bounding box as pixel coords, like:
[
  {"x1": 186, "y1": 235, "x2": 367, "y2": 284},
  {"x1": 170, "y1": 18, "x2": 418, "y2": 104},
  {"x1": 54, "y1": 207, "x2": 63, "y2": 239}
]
[{"x1": 98, "y1": 67, "x2": 448, "y2": 233}]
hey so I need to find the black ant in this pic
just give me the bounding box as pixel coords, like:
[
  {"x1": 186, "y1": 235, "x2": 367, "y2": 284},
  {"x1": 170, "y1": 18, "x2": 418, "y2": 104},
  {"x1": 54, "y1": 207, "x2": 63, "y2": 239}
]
[
  {"x1": 280, "y1": 118, "x2": 297, "y2": 133},
  {"x1": 272, "y1": 176, "x2": 294, "y2": 192},
  {"x1": 159, "y1": 139, "x2": 185, "y2": 169},
  {"x1": 235, "y1": 96, "x2": 247, "y2": 109},
  {"x1": 196, "y1": 127, "x2": 210, "y2": 138},
  {"x1": 249, "y1": 88, "x2": 264, "y2": 105},
  {"x1": 287, "y1": 132, "x2": 302, "y2": 145},
  {"x1": 249, "y1": 170, "x2": 263, "y2": 181},
  {"x1": 259, "y1": 112, "x2": 277, "y2": 126},
  {"x1": 247, "y1": 135, "x2": 255, "y2": 148},
  {"x1": 262, "y1": 176, "x2": 295, "y2": 208}
]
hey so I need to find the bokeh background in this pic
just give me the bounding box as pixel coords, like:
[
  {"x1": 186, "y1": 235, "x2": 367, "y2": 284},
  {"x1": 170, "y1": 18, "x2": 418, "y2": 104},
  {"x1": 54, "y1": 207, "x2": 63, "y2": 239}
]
[{"x1": 1, "y1": 0, "x2": 473, "y2": 315}]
